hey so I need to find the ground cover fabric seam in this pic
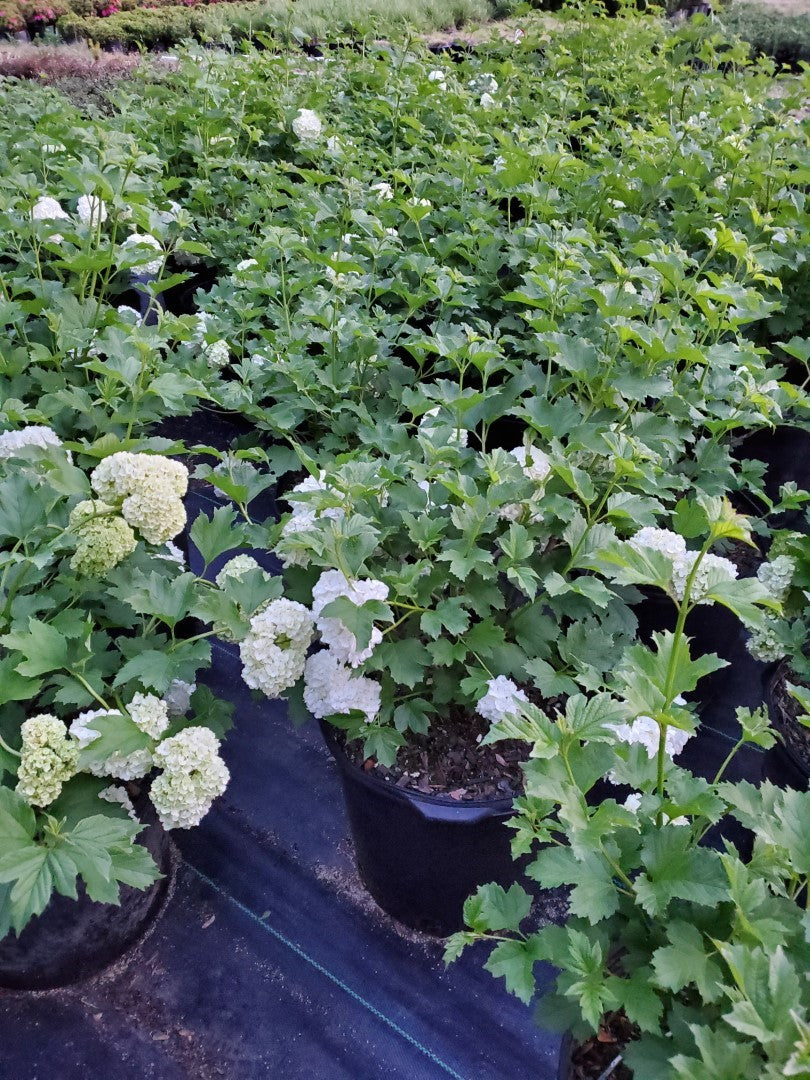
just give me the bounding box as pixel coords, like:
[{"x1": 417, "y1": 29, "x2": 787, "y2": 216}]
[{"x1": 186, "y1": 863, "x2": 469, "y2": 1080}]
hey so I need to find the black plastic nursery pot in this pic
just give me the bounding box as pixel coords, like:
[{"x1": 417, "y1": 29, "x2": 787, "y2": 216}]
[
  {"x1": 762, "y1": 663, "x2": 809, "y2": 791},
  {"x1": 319, "y1": 721, "x2": 519, "y2": 937},
  {"x1": 0, "y1": 805, "x2": 174, "y2": 991}
]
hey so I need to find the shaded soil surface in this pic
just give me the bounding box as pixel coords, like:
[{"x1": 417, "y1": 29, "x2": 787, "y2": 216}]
[
  {"x1": 771, "y1": 664, "x2": 810, "y2": 774},
  {"x1": 344, "y1": 707, "x2": 528, "y2": 800},
  {"x1": 570, "y1": 1011, "x2": 636, "y2": 1080}
]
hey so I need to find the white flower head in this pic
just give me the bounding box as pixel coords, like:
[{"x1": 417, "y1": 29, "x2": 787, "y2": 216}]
[
  {"x1": 371, "y1": 181, "x2": 394, "y2": 201},
  {"x1": 610, "y1": 702, "x2": 691, "y2": 760},
  {"x1": 121, "y1": 233, "x2": 162, "y2": 276},
  {"x1": 235, "y1": 258, "x2": 258, "y2": 273},
  {"x1": 671, "y1": 551, "x2": 737, "y2": 603},
  {"x1": 99, "y1": 784, "x2": 137, "y2": 819},
  {"x1": 70, "y1": 707, "x2": 154, "y2": 780},
  {"x1": 239, "y1": 599, "x2": 314, "y2": 699},
  {"x1": 428, "y1": 69, "x2": 446, "y2": 86},
  {"x1": 216, "y1": 554, "x2": 262, "y2": 589},
  {"x1": 303, "y1": 650, "x2": 381, "y2": 725},
  {"x1": 756, "y1": 556, "x2": 795, "y2": 602},
  {"x1": 480, "y1": 92, "x2": 497, "y2": 110},
  {"x1": 128, "y1": 692, "x2": 170, "y2": 740},
  {"x1": 627, "y1": 528, "x2": 686, "y2": 561},
  {"x1": 292, "y1": 109, "x2": 323, "y2": 142},
  {"x1": 746, "y1": 616, "x2": 787, "y2": 663},
  {"x1": 16, "y1": 714, "x2": 78, "y2": 807},
  {"x1": 150, "y1": 727, "x2": 229, "y2": 830},
  {"x1": 77, "y1": 194, "x2": 108, "y2": 226},
  {"x1": 476, "y1": 675, "x2": 529, "y2": 725},
  {"x1": 69, "y1": 499, "x2": 137, "y2": 576},
  {"x1": 91, "y1": 452, "x2": 188, "y2": 545},
  {"x1": 32, "y1": 196, "x2": 68, "y2": 222},
  {"x1": 311, "y1": 570, "x2": 389, "y2": 667},
  {"x1": 0, "y1": 425, "x2": 64, "y2": 461},
  {"x1": 510, "y1": 445, "x2": 551, "y2": 485},
  {"x1": 204, "y1": 339, "x2": 230, "y2": 369}
]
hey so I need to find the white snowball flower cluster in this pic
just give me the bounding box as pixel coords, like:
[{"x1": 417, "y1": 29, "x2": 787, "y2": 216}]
[
  {"x1": 628, "y1": 528, "x2": 687, "y2": 561},
  {"x1": 70, "y1": 708, "x2": 154, "y2": 780},
  {"x1": 165, "y1": 679, "x2": 196, "y2": 717},
  {"x1": 128, "y1": 692, "x2": 170, "y2": 740},
  {"x1": 303, "y1": 650, "x2": 381, "y2": 725},
  {"x1": 757, "y1": 556, "x2": 795, "y2": 601},
  {"x1": 117, "y1": 305, "x2": 142, "y2": 324},
  {"x1": 204, "y1": 340, "x2": 230, "y2": 369},
  {"x1": 428, "y1": 69, "x2": 447, "y2": 87},
  {"x1": 150, "y1": 727, "x2": 229, "y2": 830},
  {"x1": 235, "y1": 258, "x2": 258, "y2": 273},
  {"x1": 278, "y1": 475, "x2": 345, "y2": 568},
  {"x1": 15, "y1": 714, "x2": 78, "y2": 808},
  {"x1": 99, "y1": 784, "x2": 136, "y2": 819},
  {"x1": 121, "y1": 233, "x2": 163, "y2": 277},
  {"x1": 371, "y1": 181, "x2": 394, "y2": 201},
  {"x1": 215, "y1": 554, "x2": 261, "y2": 589},
  {"x1": 292, "y1": 109, "x2": 323, "y2": 141},
  {"x1": 671, "y1": 551, "x2": 737, "y2": 603},
  {"x1": 746, "y1": 616, "x2": 787, "y2": 663},
  {"x1": 480, "y1": 93, "x2": 497, "y2": 110},
  {"x1": 476, "y1": 675, "x2": 529, "y2": 724},
  {"x1": 610, "y1": 701, "x2": 692, "y2": 760},
  {"x1": 32, "y1": 196, "x2": 69, "y2": 221},
  {"x1": 311, "y1": 570, "x2": 389, "y2": 667},
  {"x1": 91, "y1": 452, "x2": 188, "y2": 545},
  {"x1": 510, "y1": 445, "x2": 551, "y2": 484},
  {"x1": 69, "y1": 499, "x2": 137, "y2": 576},
  {"x1": 240, "y1": 599, "x2": 314, "y2": 698},
  {"x1": 77, "y1": 194, "x2": 107, "y2": 226},
  {"x1": 0, "y1": 425, "x2": 64, "y2": 461},
  {"x1": 628, "y1": 528, "x2": 737, "y2": 604}
]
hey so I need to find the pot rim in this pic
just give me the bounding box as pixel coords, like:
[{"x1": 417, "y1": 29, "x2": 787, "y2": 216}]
[{"x1": 318, "y1": 717, "x2": 516, "y2": 813}]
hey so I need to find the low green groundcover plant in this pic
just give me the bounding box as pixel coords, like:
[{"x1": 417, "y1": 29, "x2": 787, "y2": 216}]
[{"x1": 446, "y1": 501, "x2": 809, "y2": 1079}]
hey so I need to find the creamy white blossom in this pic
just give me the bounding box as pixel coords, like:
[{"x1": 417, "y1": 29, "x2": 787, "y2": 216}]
[
  {"x1": 77, "y1": 194, "x2": 107, "y2": 226},
  {"x1": 128, "y1": 692, "x2": 170, "y2": 740},
  {"x1": 121, "y1": 233, "x2": 162, "y2": 276},
  {"x1": 16, "y1": 714, "x2": 78, "y2": 807},
  {"x1": 99, "y1": 784, "x2": 136, "y2": 819},
  {"x1": 480, "y1": 92, "x2": 497, "y2": 110},
  {"x1": 671, "y1": 551, "x2": 737, "y2": 603},
  {"x1": 239, "y1": 599, "x2": 314, "y2": 698},
  {"x1": 70, "y1": 708, "x2": 154, "y2": 780},
  {"x1": 32, "y1": 196, "x2": 68, "y2": 222},
  {"x1": 150, "y1": 727, "x2": 229, "y2": 830},
  {"x1": 303, "y1": 650, "x2": 381, "y2": 725},
  {"x1": 204, "y1": 339, "x2": 230, "y2": 369},
  {"x1": 623, "y1": 791, "x2": 688, "y2": 825},
  {"x1": 216, "y1": 554, "x2": 261, "y2": 589},
  {"x1": 628, "y1": 528, "x2": 686, "y2": 561},
  {"x1": 510, "y1": 445, "x2": 551, "y2": 484},
  {"x1": 69, "y1": 500, "x2": 137, "y2": 576},
  {"x1": 476, "y1": 675, "x2": 529, "y2": 724},
  {"x1": 746, "y1": 617, "x2": 787, "y2": 663},
  {"x1": 610, "y1": 701, "x2": 692, "y2": 760},
  {"x1": 428, "y1": 69, "x2": 446, "y2": 85},
  {"x1": 292, "y1": 109, "x2": 323, "y2": 141},
  {"x1": 235, "y1": 258, "x2": 258, "y2": 273},
  {"x1": 757, "y1": 556, "x2": 795, "y2": 601},
  {"x1": 117, "y1": 305, "x2": 142, "y2": 324},
  {"x1": 277, "y1": 475, "x2": 345, "y2": 568},
  {"x1": 311, "y1": 570, "x2": 389, "y2": 667},
  {"x1": 0, "y1": 425, "x2": 63, "y2": 461},
  {"x1": 371, "y1": 181, "x2": 394, "y2": 200},
  {"x1": 91, "y1": 452, "x2": 188, "y2": 545}
]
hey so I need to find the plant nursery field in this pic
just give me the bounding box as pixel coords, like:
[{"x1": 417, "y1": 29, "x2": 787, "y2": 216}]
[{"x1": 0, "y1": 7, "x2": 808, "y2": 1079}]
